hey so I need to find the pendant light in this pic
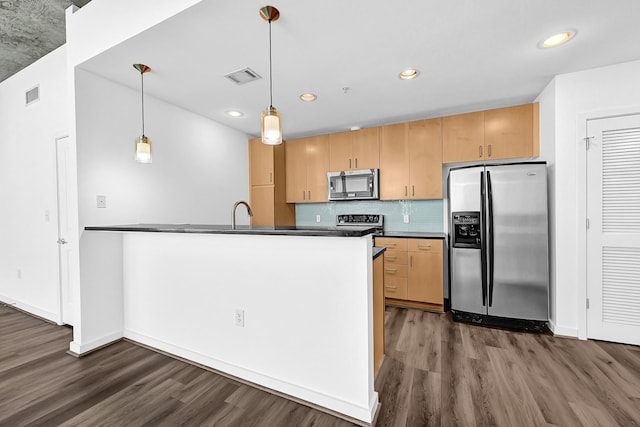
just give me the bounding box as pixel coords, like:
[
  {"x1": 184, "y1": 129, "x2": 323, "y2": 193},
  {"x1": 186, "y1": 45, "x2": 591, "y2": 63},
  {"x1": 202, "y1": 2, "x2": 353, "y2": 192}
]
[
  {"x1": 133, "y1": 63, "x2": 152, "y2": 163},
  {"x1": 259, "y1": 6, "x2": 282, "y2": 145}
]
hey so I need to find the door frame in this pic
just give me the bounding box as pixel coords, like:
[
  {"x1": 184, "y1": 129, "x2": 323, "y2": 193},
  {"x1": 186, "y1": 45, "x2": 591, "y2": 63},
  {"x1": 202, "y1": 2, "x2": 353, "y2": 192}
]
[
  {"x1": 577, "y1": 105, "x2": 640, "y2": 340},
  {"x1": 54, "y1": 134, "x2": 71, "y2": 325}
]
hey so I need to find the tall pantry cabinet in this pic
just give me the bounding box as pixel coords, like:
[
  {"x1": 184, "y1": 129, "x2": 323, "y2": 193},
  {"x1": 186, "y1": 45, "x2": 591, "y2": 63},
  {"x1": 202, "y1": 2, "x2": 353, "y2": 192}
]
[{"x1": 248, "y1": 138, "x2": 295, "y2": 226}]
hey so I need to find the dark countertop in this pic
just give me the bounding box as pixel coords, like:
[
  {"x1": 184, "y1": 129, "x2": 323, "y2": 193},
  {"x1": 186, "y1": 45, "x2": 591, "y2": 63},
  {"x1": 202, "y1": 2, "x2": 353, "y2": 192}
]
[
  {"x1": 380, "y1": 231, "x2": 447, "y2": 239},
  {"x1": 372, "y1": 246, "x2": 386, "y2": 260},
  {"x1": 85, "y1": 224, "x2": 379, "y2": 238}
]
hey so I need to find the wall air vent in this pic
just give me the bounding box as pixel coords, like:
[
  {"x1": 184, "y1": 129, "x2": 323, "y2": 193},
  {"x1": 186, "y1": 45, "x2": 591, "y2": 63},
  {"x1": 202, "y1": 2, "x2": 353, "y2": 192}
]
[
  {"x1": 224, "y1": 68, "x2": 262, "y2": 85},
  {"x1": 25, "y1": 85, "x2": 40, "y2": 106}
]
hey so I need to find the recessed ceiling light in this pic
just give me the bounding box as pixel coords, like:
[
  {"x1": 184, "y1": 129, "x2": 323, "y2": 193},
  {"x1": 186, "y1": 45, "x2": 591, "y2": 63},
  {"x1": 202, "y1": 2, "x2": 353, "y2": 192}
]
[
  {"x1": 539, "y1": 30, "x2": 576, "y2": 48},
  {"x1": 226, "y1": 110, "x2": 244, "y2": 118},
  {"x1": 300, "y1": 93, "x2": 317, "y2": 102},
  {"x1": 399, "y1": 69, "x2": 419, "y2": 80}
]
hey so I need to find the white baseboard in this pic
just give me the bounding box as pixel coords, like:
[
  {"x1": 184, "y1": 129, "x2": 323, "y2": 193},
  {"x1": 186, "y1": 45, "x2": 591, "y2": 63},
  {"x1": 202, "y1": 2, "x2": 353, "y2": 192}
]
[
  {"x1": 124, "y1": 329, "x2": 378, "y2": 425},
  {"x1": 0, "y1": 295, "x2": 59, "y2": 324},
  {"x1": 548, "y1": 318, "x2": 579, "y2": 338},
  {"x1": 69, "y1": 330, "x2": 123, "y2": 355}
]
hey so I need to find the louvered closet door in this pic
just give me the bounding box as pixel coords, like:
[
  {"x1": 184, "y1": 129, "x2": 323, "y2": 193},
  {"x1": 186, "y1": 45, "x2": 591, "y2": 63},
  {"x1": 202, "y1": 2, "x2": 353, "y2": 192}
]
[{"x1": 586, "y1": 113, "x2": 640, "y2": 345}]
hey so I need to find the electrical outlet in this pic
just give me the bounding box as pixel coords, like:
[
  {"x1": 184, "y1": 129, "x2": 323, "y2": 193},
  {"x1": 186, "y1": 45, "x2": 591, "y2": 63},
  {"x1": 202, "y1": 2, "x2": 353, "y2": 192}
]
[
  {"x1": 316, "y1": 215, "x2": 321, "y2": 223},
  {"x1": 96, "y1": 195, "x2": 107, "y2": 208},
  {"x1": 235, "y1": 309, "x2": 245, "y2": 327},
  {"x1": 403, "y1": 214, "x2": 409, "y2": 224}
]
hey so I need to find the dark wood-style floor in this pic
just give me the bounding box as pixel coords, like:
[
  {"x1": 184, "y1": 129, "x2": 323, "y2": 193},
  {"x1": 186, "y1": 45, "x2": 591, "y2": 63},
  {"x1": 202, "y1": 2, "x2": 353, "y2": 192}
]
[{"x1": 1, "y1": 304, "x2": 639, "y2": 426}]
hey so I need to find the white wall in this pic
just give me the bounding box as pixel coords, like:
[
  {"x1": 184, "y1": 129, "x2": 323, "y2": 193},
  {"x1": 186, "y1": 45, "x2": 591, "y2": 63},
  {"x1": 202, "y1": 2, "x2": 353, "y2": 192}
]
[
  {"x1": 75, "y1": 69, "x2": 249, "y2": 228},
  {"x1": 0, "y1": 46, "x2": 68, "y2": 322},
  {"x1": 540, "y1": 59, "x2": 640, "y2": 337},
  {"x1": 65, "y1": 0, "x2": 202, "y2": 68}
]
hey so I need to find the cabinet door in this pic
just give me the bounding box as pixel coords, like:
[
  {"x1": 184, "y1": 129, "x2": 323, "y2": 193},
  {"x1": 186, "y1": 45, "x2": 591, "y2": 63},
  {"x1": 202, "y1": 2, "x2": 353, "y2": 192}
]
[
  {"x1": 285, "y1": 138, "x2": 308, "y2": 203},
  {"x1": 408, "y1": 239, "x2": 443, "y2": 304},
  {"x1": 484, "y1": 104, "x2": 533, "y2": 160},
  {"x1": 408, "y1": 118, "x2": 442, "y2": 199},
  {"x1": 442, "y1": 111, "x2": 485, "y2": 163},
  {"x1": 249, "y1": 138, "x2": 274, "y2": 186},
  {"x1": 380, "y1": 123, "x2": 409, "y2": 200},
  {"x1": 250, "y1": 185, "x2": 275, "y2": 226},
  {"x1": 352, "y1": 127, "x2": 380, "y2": 169},
  {"x1": 305, "y1": 135, "x2": 330, "y2": 202},
  {"x1": 328, "y1": 131, "x2": 352, "y2": 171}
]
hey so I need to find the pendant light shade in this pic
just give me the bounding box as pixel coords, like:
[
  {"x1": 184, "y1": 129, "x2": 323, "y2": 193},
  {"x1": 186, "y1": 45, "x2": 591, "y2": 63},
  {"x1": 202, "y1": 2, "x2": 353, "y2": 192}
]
[
  {"x1": 261, "y1": 106, "x2": 282, "y2": 145},
  {"x1": 260, "y1": 6, "x2": 282, "y2": 145},
  {"x1": 133, "y1": 63, "x2": 152, "y2": 163}
]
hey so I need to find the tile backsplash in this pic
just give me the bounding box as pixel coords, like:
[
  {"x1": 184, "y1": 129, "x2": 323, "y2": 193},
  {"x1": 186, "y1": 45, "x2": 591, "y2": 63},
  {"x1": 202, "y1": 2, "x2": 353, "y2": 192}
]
[{"x1": 295, "y1": 199, "x2": 444, "y2": 232}]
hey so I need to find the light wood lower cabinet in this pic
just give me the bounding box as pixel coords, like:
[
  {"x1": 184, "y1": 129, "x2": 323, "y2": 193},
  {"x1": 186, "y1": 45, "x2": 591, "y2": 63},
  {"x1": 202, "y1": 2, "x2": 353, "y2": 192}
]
[{"x1": 376, "y1": 237, "x2": 444, "y2": 312}]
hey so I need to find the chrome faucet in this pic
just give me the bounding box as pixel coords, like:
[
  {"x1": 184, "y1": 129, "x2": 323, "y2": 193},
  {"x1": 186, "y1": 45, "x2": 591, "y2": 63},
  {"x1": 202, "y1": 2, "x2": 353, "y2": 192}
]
[{"x1": 232, "y1": 200, "x2": 253, "y2": 229}]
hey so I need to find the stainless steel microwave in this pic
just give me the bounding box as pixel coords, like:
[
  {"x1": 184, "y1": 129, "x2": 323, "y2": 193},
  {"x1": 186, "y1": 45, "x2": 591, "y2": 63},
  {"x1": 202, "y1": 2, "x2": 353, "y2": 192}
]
[{"x1": 327, "y1": 169, "x2": 379, "y2": 201}]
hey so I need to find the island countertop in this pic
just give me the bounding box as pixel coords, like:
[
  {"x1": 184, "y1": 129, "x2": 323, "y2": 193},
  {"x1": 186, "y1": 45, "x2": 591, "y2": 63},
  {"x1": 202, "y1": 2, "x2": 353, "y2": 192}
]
[{"x1": 85, "y1": 223, "x2": 378, "y2": 237}]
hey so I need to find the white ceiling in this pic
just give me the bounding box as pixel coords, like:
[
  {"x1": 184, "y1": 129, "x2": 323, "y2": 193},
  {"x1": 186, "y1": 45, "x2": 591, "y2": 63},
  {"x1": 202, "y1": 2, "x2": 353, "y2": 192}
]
[{"x1": 78, "y1": 0, "x2": 640, "y2": 140}]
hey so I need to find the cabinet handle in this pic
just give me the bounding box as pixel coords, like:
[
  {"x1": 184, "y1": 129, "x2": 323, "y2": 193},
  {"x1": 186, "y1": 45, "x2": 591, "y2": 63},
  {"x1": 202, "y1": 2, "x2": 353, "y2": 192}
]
[
  {"x1": 410, "y1": 256, "x2": 413, "y2": 267},
  {"x1": 387, "y1": 243, "x2": 397, "y2": 247},
  {"x1": 412, "y1": 185, "x2": 415, "y2": 196},
  {"x1": 479, "y1": 145, "x2": 483, "y2": 157},
  {"x1": 385, "y1": 268, "x2": 397, "y2": 273},
  {"x1": 385, "y1": 255, "x2": 397, "y2": 260},
  {"x1": 385, "y1": 285, "x2": 398, "y2": 289},
  {"x1": 349, "y1": 158, "x2": 352, "y2": 169},
  {"x1": 355, "y1": 158, "x2": 358, "y2": 168},
  {"x1": 303, "y1": 191, "x2": 306, "y2": 201},
  {"x1": 308, "y1": 190, "x2": 311, "y2": 200},
  {"x1": 488, "y1": 144, "x2": 492, "y2": 157},
  {"x1": 404, "y1": 186, "x2": 408, "y2": 197},
  {"x1": 418, "y1": 244, "x2": 432, "y2": 249},
  {"x1": 269, "y1": 172, "x2": 273, "y2": 183}
]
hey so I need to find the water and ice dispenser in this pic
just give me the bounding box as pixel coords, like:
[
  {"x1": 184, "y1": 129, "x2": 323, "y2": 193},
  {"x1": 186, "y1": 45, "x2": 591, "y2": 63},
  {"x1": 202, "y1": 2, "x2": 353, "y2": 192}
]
[{"x1": 452, "y1": 212, "x2": 481, "y2": 249}]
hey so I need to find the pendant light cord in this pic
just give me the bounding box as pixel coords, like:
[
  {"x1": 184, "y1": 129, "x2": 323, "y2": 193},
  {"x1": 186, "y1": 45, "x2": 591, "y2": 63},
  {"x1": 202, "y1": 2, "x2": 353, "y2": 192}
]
[
  {"x1": 140, "y1": 70, "x2": 145, "y2": 136},
  {"x1": 268, "y1": 19, "x2": 273, "y2": 108}
]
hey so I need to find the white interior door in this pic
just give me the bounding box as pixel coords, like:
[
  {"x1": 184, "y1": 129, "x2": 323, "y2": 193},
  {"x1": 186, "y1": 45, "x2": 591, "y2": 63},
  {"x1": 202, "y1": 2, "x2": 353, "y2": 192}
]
[
  {"x1": 586, "y1": 114, "x2": 640, "y2": 345},
  {"x1": 56, "y1": 136, "x2": 74, "y2": 325}
]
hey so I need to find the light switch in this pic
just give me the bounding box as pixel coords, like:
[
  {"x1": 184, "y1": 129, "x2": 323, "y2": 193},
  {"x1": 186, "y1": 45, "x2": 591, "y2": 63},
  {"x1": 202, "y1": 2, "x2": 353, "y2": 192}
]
[
  {"x1": 403, "y1": 214, "x2": 409, "y2": 224},
  {"x1": 96, "y1": 195, "x2": 107, "y2": 208}
]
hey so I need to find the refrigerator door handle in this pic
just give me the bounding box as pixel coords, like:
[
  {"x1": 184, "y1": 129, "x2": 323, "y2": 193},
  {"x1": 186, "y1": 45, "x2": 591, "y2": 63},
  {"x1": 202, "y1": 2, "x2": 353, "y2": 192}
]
[
  {"x1": 487, "y1": 170, "x2": 495, "y2": 307},
  {"x1": 480, "y1": 171, "x2": 488, "y2": 307}
]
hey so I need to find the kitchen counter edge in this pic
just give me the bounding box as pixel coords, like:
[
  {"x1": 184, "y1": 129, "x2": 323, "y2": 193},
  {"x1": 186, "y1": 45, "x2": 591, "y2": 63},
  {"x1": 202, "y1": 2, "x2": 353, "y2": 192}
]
[{"x1": 84, "y1": 224, "x2": 379, "y2": 238}]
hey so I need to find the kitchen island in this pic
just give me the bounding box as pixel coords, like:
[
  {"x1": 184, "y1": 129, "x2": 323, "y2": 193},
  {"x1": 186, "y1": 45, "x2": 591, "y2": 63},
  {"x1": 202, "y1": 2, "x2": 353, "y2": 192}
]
[{"x1": 73, "y1": 224, "x2": 380, "y2": 425}]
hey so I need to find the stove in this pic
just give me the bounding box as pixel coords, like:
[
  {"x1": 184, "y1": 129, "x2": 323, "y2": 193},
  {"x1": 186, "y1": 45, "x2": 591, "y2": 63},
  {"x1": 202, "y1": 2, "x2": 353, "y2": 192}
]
[{"x1": 335, "y1": 214, "x2": 384, "y2": 235}]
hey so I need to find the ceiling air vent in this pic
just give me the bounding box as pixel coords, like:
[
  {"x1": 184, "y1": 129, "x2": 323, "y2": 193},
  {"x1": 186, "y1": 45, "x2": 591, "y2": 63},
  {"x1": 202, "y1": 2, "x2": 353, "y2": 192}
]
[
  {"x1": 224, "y1": 68, "x2": 262, "y2": 85},
  {"x1": 25, "y1": 85, "x2": 40, "y2": 106}
]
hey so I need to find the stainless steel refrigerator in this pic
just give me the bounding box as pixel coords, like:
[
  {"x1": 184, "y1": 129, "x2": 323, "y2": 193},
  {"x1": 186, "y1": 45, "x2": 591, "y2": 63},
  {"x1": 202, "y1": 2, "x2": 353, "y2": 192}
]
[{"x1": 448, "y1": 162, "x2": 549, "y2": 331}]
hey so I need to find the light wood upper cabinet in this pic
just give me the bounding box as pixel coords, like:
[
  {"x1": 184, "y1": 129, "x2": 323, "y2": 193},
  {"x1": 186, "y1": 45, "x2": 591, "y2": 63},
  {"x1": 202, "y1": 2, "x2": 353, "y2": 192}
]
[
  {"x1": 380, "y1": 123, "x2": 409, "y2": 199},
  {"x1": 249, "y1": 138, "x2": 275, "y2": 186},
  {"x1": 443, "y1": 103, "x2": 539, "y2": 163},
  {"x1": 380, "y1": 118, "x2": 442, "y2": 200},
  {"x1": 248, "y1": 138, "x2": 295, "y2": 226},
  {"x1": 285, "y1": 135, "x2": 330, "y2": 203},
  {"x1": 442, "y1": 111, "x2": 485, "y2": 163},
  {"x1": 484, "y1": 103, "x2": 535, "y2": 159},
  {"x1": 329, "y1": 127, "x2": 380, "y2": 171},
  {"x1": 409, "y1": 119, "x2": 442, "y2": 199}
]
